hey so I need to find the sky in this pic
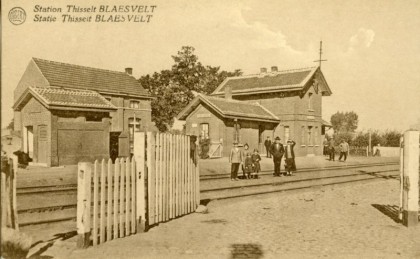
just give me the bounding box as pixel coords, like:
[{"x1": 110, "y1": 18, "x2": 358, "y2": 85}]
[{"x1": 2, "y1": 0, "x2": 420, "y2": 131}]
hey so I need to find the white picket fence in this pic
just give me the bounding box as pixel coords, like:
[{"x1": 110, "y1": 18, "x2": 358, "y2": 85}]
[{"x1": 77, "y1": 132, "x2": 200, "y2": 247}]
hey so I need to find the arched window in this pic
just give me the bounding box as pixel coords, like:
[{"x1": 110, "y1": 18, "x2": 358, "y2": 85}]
[
  {"x1": 301, "y1": 126, "x2": 306, "y2": 145},
  {"x1": 128, "y1": 118, "x2": 141, "y2": 141}
]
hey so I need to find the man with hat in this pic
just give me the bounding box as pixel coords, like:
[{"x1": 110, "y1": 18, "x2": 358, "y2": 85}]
[{"x1": 269, "y1": 136, "x2": 285, "y2": 176}]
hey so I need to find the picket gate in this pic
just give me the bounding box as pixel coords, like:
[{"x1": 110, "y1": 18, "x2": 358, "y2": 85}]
[
  {"x1": 77, "y1": 132, "x2": 200, "y2": 248},
  {"x1": 77, "y1": 158, "x2": 137, "y2": 247},
  {"x1": 134, "y1": 132, "x2": 200, "y2": 226}
]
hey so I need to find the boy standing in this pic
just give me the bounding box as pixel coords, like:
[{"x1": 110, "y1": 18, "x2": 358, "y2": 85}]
[{"x1": 338, "y1": 140, "x2": 349, "y2": 162}]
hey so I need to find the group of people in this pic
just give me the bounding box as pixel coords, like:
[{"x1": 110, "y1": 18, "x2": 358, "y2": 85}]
[
  {"x1": 229, "y1": 143, "x2": 262, "y2": 180},
  {"x1": 229, "y1": 136, "x2": 297, "y2": 181},
  {"x1": 266, "y1": 136, "x2": 296, "y2": 177},
  {"x1": 326, "y1": 138, "x2": 350, "y2": 162}
]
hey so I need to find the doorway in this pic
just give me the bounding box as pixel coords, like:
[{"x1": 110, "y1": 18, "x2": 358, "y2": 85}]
[
  {"x1": 23, "y1": 126, "x2": 34, "y2": 159},
  {"x1": 37, "y1": 125, "x2": 48, "y2": 164}
]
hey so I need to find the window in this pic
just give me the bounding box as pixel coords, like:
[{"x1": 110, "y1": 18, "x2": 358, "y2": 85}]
[
  {"x1": 128, "y1": 118, "x2": 141, "y2": 141},
  {"x1": 314, "y1": 127, "x2": 319, "y2": 145},
  {"x1": 129, "y1": 117, "x2": 141, "y2": 154},
  {"x1": 233, "y1": 121, "x2": 241, "y2": 143},
  {"x1": 284, "y1": 126, "x2": 290, "y2": 142},
  {"x1": 200, "y1": 123, "x2": 209, "y2": 139},
  {"x1": 129, "y1": 101, "x2": 140, "y2": 109},
  {"x1": 308, "y1": 126, "x2": 313, "y2": 146},
  {"x1": 301, "y1": 126, "x2": 305, "y2": 145},
  {"x1": 308, "y1": 93, "x2": 313, "y2": 110}
]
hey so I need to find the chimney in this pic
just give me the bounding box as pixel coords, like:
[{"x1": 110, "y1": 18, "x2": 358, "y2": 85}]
[
  {"x1": 260, "y1": 67, "x2": 267, "y2": 73},
  {"x1": 125, "y1": 67, "x2": 133, "y2": 75},
  {"x1": 271, "y1": 66, "x2": 278, "y2": 72},
  {"x1": 224, "y1": 85, "x2": 232, "y2": 100}
]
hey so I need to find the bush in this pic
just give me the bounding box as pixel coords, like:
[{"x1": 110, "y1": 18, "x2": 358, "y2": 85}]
[{"x1": 1, "y1": 228, "x2": 32, "y2": 259}]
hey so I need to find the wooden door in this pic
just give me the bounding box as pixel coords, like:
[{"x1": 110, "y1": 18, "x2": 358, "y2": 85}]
[{"x1": 38, "y1": 125, "x2": 48, "y2": 164}]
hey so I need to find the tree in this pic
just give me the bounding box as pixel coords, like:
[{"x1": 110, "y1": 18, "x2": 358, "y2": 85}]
[
  {"x1": 330, "y1": 111, "x2": 358, "y2": 134},
  {"x1": 381, "y1": 130, "x2": 402, "y2": 147},
  {"x1": 139, "y1": 46, "x2": 242, "y2": 132}
]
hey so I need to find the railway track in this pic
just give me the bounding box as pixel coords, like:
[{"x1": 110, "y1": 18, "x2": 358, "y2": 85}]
[{"x1": 18, "y1": 163, "x2": 399, "y2": 227}]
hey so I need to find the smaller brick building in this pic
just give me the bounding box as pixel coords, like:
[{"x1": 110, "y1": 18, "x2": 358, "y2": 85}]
[
  {"x1": 178, "y1": 66, "x2": 332, "y2": 157},
  {"x1": 13, "y1": 58, "x2": 153, "y2": 166},
  {"x1": 177, "y1": 94, "x2": 279, "y2": 157}
]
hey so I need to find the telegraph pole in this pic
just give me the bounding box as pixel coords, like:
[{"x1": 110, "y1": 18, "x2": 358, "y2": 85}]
[{"x1": 314, "y1": 41, "x2": 327, "y2": 68}]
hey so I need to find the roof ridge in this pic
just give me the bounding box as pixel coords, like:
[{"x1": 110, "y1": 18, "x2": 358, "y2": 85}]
[
  {"x1": 229, "y1": 66, "x2": 318, "y2": 79},
  {"x1": 32, "y1": 57, "x2": 129, "y2": 75},
  {"x1": 204, "y1": 94, "x2": 262, "y2": 106}
]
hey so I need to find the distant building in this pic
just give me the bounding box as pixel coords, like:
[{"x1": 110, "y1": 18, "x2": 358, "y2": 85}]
[
  {"x1": 177, "y1": 66, "x2": 332, "y2": 157},
  {"x1": 13, "y1": 58, "x2": 153, "y2": 166}
]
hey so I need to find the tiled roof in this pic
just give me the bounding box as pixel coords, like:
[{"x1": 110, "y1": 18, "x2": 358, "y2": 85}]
[
  {"x1": 211, "y1": 67, "x2": 324, "y2": 96},
  {"x1": 14, "y1": 87, "x2": 116, "y2": 111},
  {"x1": 33, "y1": 58, "x2": 149, "y2": 97},
  {"x1": 177, "y1": 94, "x2": 279, "y2": 122}
]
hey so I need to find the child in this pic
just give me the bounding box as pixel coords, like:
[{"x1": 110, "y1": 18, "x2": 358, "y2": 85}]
[
  {"x1": 251, "y1": 149, "x2": 261, "y2": 179},
  {"x1": 244, "y1": 153, "x2": 253, "y2": 179}
]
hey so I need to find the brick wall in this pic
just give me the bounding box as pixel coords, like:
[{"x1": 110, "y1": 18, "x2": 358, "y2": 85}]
[
  {"x1": 231, "y1": 83, "x2": 324, "y2": 156},
  {"x1": 104, "y1": 95, "x2": 152, "y2": 132},
  {"x1": 20, "y1": 98, "x2": 52, "y2": 164}
]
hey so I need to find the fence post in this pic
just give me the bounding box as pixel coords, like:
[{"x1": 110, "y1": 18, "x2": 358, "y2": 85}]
[
  {"x1": 9, "y1": 158, "x2": 18, "y2": 230},
  {"x1": 402, "y1": 130, "x2": 419, "y2": 227},
  {"x1": 134, "y1": 132, "x2": 147, "y2": 232},
  {"x1": 77, "y1": 162, "x2": 92, "y2": 248},
  {"x1": 398, "y1": 137, "x2": 404, "y2": 221}
]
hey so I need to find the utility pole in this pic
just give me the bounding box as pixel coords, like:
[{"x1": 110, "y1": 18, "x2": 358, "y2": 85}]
[{"x1": 314, "y1": 41, "x2": 327, "y2": 68}]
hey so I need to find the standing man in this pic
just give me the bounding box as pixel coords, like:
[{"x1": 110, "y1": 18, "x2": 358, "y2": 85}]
[
  {"x1": 270, "y1": 137, "x2": 285, "y2": 177},
  {"x1": 284, "y1": 140, "x2": 296, "y2": 176},
  {"x1": 229, "y1": 142, "x2": 242, "y2": 181},
  {"x1": 264, "y1": 136, "x2": 272, "y2": 158},
  {"x1": 338, "y1": 139, "x2": 350, "y2": 162},
  {"x1": 328, "y1": 137, "x2": 335, "y2": 161}
]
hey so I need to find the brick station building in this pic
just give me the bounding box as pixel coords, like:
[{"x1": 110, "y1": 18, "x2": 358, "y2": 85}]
[
  {"x1": 13, "y1": 58, "x2": 153, "y2": 166},
  {"x1": 177, "y1": 66, "x2": 332, "y2": 157}
]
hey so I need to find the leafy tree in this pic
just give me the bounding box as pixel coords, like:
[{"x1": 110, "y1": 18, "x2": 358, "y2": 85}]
[
  {"x1": 335, "y1": 131, "x2": 355, "y2": 145},
  {"x1": 381, "y1": 130, "x2": 402, "y2": 147},
  {"x1": 139, "y1": 46, "x2": 242, "y2": 131},
  {"x1": 330, "y1": 111, "x2": 358, "y2": 134},
  {"x1": 352, "y1": 131, "x2": 369, "y2": 147}
]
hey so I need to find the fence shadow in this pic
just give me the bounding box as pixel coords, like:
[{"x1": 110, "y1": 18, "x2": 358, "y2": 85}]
[
  {"x1": 358, "y1": 170, "x2": 398, "y2": 180},
  {"x1": 371, "y1": 204, "x2": 401, "y2": 223},
  {"x1": 230, "y1": 243, "x2": 263, "y2": 259}
]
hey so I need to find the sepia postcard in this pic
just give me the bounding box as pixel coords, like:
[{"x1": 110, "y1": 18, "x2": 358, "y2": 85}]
[{"x1": 1, "y1": 0, "x2": 420, "y2": 258}]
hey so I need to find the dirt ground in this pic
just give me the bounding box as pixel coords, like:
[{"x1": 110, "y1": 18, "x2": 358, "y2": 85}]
[{"x1": 29, "y1": 177, "x2": 420, "y2": 259}]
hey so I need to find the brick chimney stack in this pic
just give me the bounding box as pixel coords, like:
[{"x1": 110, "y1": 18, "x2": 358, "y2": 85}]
[
  {"x1": 260, "y1": 67, "x2": 267, "y2": 73},
  {"x1": 125, "y1": 67, "x2": 133, "y2": 75},
  {"x1": 224, "y1": 85, "x2": 232, "y2": 100},
  {"x1": 271, "y1": 66, "x2": 278, "y2": 72}
]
